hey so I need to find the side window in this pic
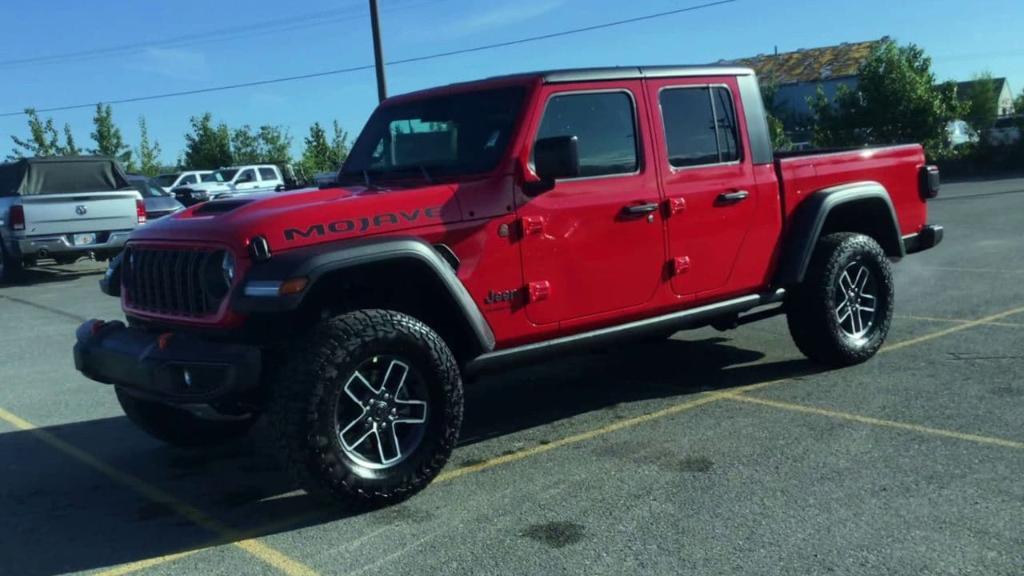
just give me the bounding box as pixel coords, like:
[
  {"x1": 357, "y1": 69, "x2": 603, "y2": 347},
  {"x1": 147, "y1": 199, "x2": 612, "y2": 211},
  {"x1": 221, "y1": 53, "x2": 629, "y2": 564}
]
[
  {"x1": 534, "y1": 91, "x2": 638, "y2": 178},
  {"x1": 181, "y1": 174, "x2": 198, "y2": 185},
  {"x1": 258, "y1": 167, "x2": 278, "y2": 180},
  {"x1": 237, "y1": 169, "x2": 256, "y2": 183},
  {"x1": 659, "y1": 86, "x2": 741, "y2": 168}
]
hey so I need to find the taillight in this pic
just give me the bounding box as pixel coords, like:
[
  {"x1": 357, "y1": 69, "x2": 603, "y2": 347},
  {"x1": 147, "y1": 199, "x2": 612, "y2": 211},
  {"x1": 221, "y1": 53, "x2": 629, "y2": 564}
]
[
  {"x1": 136, "y1": 198, "x2": 147, "y2": 224},
  {"x1": 920, "y1": 165, "x2": 940, "y2": 200},
  {"x1": 9, "y1": 205, "x2": 25, "y2": 231}
]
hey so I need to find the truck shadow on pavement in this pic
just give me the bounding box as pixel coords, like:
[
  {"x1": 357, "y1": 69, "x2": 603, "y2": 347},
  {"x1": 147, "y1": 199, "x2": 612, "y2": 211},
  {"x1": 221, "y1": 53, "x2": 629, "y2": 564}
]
[{"x1": 0, "y1": 335, "x2": 823, "y2": 576}]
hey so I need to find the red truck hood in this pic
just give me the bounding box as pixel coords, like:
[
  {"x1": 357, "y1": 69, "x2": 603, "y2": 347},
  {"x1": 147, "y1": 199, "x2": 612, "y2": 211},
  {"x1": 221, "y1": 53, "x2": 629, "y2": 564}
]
[{"x1": 128, "y1": 184, "x2": 462, "y2": 254}]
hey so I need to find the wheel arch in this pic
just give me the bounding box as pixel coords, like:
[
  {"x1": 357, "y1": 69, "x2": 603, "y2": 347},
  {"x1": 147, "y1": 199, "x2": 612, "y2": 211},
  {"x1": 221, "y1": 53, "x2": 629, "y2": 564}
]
[
  {"x1": 774, "y1": 181, "x2": 904, "y2": 287},
  {"x1": 237, "y1": 237, "x2": 495, "y2": 365}
]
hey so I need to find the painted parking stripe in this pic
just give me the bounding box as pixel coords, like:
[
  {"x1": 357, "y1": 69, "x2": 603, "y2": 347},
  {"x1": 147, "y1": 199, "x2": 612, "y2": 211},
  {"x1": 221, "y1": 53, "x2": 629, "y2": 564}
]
[
  {"x1": 0, "y1": 407, "x2": 319, "y2": 576},
  {"x1": 726, "y1": 394, "x2": 1024, "y2": 450}
]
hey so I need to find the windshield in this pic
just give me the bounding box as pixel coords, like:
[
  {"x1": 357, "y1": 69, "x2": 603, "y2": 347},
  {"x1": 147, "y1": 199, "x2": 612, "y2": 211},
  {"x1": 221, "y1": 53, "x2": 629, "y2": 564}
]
[
  {"x1": 213, "y1": 169, "x2": 237, "y2": 182},
  {"x1": 154, "y1": 174, "x2": 179, "y2": 187},
  {"x1": 339, "y1": 86, "x2": 525, "y2": 185}
]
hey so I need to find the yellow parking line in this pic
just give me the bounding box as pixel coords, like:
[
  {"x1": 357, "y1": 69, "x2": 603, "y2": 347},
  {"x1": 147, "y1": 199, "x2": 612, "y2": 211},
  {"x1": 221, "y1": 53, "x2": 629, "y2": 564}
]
[
  {"x1": 93, "y1": 550, "x2": 201, "y2": 576},
  {"x1": 917, "y1": 266, "x2": 1024, "y2": 275},
  {"x1": 0, "y1": 407, "x2": 318, "y2": 576},
  {"x1": 882, "y1": 305, "x2": 1024, "y2": 353},
  {"x1": 727, "y1": 394, "x2": 1024, "y2": 450},
  {"x1": 897, "y1": 315, "x2": 1023, "y2": 328},
  {"x1": 435, "y1": 393, "x2": 723, "y2": 482}
]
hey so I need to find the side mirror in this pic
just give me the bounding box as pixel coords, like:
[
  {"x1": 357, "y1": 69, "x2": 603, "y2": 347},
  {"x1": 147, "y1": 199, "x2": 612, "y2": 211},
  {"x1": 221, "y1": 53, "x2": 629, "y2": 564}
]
[{"x1": 534, "y1": 136, "x2": 580, "y2": 183}]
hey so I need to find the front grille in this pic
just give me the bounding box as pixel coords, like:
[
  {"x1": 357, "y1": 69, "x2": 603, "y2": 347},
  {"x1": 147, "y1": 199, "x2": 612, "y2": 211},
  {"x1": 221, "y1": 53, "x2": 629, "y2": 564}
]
[{"x1": 123, "y1": 246, "x2": 228, "y2": 317}]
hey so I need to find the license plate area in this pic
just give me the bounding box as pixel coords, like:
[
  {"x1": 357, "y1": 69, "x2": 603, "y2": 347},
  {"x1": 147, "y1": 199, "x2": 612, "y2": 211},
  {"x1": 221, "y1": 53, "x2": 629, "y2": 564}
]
[{"x1": 73, "y1": 233, "x2": 97, "y2": 246}]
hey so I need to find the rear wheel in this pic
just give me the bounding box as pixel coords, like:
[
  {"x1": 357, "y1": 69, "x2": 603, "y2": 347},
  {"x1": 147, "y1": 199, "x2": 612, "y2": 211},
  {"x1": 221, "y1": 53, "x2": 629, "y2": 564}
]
[
  {"x1": 786, "y1": 233, "x2": 894, "y2": 366},
  {"x1": 0, "y1": 244, "x2": 24, "y2": 283},
  {"x1": 116, "y1": 388, "x2": 256, "y2": 447},
  {"x1": 268, "y1": 309, "x2": 463, "y2": 508}
]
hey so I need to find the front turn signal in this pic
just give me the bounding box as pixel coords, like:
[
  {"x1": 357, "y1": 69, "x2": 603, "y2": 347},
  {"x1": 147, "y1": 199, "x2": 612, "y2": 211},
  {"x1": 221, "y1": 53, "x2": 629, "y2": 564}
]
[{"x1": 279, "y1": 277, "x2": 309, "y2": 296}]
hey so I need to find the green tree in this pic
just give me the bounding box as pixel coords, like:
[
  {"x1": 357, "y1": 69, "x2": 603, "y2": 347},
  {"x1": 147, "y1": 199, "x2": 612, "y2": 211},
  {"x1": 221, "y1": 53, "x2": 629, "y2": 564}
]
[
  {"x1": 962, "y1": 72, "x2": 999, "y2": 132},
  {"x1": 1013, "y1": 92, "x2": 1024, "y2": 115},
  {"x1": 61, "y1": 124, "x2": 81, "y2": 156},
  {"x1": 300, "y1": 122, "x2": 334, "y2": 174},
  {"x1": 182, "y1": 113, "x2": 232, "y2": 169},
  {"x1": 257, "y1": 125, "x2": 292, "y2": 164},
  {"x1": 231, "y1": 125, "x2": 261, "y2": 164},
  {"x1": 330, "y1": 120, "x2": 349, "y2": 165},
  {"x1": 9, "y1": 108, "x2": 61, "y2": 158},
  {"x1": 760, "y1": 83, "x2": 792, "y2": 151},
  {"x1": 809, "y1": 40, "x2": 964, "y2": 156},
  {"x1": 135, "y1": 116, "x2": 162, "y2": 176},
  {"x1": 90, "y1": 104, "x2": 132, "y2": 165}
]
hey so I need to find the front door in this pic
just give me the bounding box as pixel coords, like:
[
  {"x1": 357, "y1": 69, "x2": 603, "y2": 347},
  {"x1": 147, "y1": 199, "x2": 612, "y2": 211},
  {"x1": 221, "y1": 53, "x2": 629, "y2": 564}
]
[
  {"x1": 517, "y1": 82, "x2": 665, "y2": 325},
  {"x1": 645, "y1": 77, "x2": 758, "y2": 299}
]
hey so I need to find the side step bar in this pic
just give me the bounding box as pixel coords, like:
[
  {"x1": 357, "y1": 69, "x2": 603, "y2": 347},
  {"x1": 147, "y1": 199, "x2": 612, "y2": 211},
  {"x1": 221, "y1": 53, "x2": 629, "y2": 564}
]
[{"x1": 466, "y1": 289, "x2": 785, "y2": 377}]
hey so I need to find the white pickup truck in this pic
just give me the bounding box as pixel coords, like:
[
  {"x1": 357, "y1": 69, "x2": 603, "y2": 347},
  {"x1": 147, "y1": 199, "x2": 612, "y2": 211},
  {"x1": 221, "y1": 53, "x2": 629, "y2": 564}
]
[
  {"x1": 0, "y1": 156, "x2": 145, "y2": 281},
  {"x1": 170, "y1": 164, "x2": 285, "y2": 206}
]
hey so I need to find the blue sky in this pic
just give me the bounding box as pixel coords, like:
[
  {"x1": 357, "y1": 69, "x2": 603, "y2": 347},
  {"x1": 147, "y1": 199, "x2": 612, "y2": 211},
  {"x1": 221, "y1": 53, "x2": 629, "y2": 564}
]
[{"x1": 1, "y1": 0, "x2": 1021, "y2": 165}]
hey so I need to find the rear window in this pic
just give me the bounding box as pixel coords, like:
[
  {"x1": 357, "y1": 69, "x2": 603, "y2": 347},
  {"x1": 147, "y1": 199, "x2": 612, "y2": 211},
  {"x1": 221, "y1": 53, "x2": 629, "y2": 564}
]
[
  {"x1": 659, "y1": 86, "x2": 741, "y2": 168},
  {"x1": 154, "y1": 174, "x2": 179, "y2": 187}
]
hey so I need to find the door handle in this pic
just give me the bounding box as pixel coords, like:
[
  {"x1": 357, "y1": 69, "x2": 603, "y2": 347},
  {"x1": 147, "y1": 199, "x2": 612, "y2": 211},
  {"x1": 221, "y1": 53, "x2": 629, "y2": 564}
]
[
  {"x1": 717, "y1": 190, "x2": 750, "y2": 203},
  {"x1": 622, "y1": 202, "x2": 659, "y2": 216}
]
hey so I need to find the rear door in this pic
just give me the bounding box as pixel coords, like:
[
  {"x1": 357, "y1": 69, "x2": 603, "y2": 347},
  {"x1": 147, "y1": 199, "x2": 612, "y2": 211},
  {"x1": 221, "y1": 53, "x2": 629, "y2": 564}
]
[
  {"x1": 517, "y1": 81, "x2": 666, "y2": 325},
  {"x1": 19, "y1": 191, "x2": 140, "y2": 236},
  {"x1": 258, "y1": 167, "x2": 282, "y2": 191},
  {"x1": 645, "y1": 77, "x2": 758, "y2": 299}
]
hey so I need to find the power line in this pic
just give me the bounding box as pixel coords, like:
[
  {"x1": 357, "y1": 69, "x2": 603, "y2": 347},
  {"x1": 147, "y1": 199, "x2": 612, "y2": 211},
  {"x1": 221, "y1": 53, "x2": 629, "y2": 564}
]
[
  {"x1": 0, "y1": 0, "x2": 439, "y2": 70},
  {"x1": 0, "y1": 0, "x2": 737, "y2": 118}
]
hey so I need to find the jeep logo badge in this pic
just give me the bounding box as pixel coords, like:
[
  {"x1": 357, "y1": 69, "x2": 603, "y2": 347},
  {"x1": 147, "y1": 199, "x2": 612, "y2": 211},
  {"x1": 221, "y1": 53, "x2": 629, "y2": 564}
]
[{"x1": 75, "y1": 205, "x2": 88, "y2": 216}]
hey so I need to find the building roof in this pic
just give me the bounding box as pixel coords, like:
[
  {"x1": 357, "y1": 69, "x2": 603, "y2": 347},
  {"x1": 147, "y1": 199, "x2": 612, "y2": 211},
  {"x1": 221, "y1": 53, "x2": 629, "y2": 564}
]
[
  {"x1": 723, "y1": 39, "x2": 887, "y2": 86},
  {"x1": 956, "y1": 78, "x2": 1009, "y2": 99}
]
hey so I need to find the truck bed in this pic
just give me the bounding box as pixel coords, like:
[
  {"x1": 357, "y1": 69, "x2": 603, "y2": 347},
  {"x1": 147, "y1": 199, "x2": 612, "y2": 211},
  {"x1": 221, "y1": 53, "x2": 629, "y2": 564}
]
[{"x1": 775, "y1": 144, "x2": 929, "y2": 238}]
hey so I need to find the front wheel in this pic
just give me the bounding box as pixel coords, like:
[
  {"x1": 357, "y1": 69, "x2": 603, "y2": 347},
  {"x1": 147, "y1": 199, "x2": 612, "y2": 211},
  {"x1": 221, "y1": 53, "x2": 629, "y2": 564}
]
[
  {"x1": 268, "y1": 309, "x2": 463, "y2": 508},
  {"x1": 116, "y1": 388, "x2": 257, "y2": 447},
  {"x1": 786, "y1": 232, "x2": 894, "y2": 366}
]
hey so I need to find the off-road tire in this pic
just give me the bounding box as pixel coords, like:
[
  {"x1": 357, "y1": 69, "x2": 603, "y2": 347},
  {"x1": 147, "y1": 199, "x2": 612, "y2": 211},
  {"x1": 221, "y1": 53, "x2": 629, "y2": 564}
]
[
  {"x1": 0, "y1": 244, "x2": 24, "y2": 283},
  {"x1": 268, "y1": 309, "x2": 463, "y2": 509},
  {"x1": 786, "y1": 232, "x2": 894, "y2": 366},
  {"x1": 116, "y1": 388, "x2": 256, "y2": 447}
]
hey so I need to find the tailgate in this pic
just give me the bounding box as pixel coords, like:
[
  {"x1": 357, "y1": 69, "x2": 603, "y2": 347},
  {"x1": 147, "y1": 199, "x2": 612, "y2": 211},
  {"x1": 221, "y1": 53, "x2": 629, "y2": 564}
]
[{"x1": 19, "y1": 191, "x2": 139, "y2": 236}]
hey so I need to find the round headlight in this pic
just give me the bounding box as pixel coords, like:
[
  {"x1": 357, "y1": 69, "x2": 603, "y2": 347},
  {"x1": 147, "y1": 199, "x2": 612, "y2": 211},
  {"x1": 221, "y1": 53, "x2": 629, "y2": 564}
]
[{"x1": 222, "y1": 251, "x2": 236, "y2": 285}]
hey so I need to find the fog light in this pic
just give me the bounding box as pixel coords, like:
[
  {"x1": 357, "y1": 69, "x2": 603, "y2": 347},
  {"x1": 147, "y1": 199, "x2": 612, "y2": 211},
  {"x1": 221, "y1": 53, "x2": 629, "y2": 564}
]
[{"x1": 183, "y1": 369, "x2": 193, "y2": 388}]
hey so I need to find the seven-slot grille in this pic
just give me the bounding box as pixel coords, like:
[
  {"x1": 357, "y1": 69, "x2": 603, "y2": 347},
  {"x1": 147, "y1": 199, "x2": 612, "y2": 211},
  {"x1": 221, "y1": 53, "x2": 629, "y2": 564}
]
[{"x1": 123, "y1": 246, "x2": 228, "y2": 317}]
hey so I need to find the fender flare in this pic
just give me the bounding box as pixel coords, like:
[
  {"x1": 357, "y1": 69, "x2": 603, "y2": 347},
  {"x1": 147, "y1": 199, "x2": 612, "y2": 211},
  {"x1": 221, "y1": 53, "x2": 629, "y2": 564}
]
[
  {"x1": 774, "y1": 181, "x2": 904, "y2": 287},
  {"x1": 234, "y1": 236, "x2": 495, "y2": 353}
]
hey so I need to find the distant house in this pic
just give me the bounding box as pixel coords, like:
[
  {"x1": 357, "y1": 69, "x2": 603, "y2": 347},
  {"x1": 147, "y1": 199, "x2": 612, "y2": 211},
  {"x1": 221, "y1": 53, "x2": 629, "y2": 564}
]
[
  {"x1": 956, "y1": 78, "x2": 1016, "y2": 117},
  {"x1": 724, "y1": 38, "x2": 886, "y2": 130}
]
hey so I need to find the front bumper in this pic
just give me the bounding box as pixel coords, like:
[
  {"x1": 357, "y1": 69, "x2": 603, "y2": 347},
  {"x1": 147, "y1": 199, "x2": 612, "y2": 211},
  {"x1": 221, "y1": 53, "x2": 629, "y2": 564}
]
[
  {"x1": 15, "y1": 230, "x2": 131, "y2": 259},
  {"x1": 73, "y1": 320, "x2": 261, "y2": 404},
  {"x1": 903, "y1": 224, "x2": 944, "y2": 254}
]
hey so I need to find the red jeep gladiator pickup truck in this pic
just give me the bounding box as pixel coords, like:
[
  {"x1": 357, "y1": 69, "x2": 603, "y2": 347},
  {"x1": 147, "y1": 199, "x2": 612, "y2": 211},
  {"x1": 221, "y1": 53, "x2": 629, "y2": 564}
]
[{"x1": 74, "y1": 66, "x2": 943, "y2": 506}]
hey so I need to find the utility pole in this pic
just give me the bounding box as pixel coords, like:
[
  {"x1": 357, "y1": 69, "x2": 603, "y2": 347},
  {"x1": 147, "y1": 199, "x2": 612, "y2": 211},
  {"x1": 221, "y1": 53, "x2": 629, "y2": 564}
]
[{"x1": 369, "y1": 0, "x2": 387, "y2": 102}]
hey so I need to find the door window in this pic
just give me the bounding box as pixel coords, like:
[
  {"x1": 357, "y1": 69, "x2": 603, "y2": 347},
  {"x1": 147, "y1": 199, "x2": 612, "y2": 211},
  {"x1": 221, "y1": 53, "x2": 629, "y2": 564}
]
[
  {"x1": 258, "y1": 167, "x2": 278, "y2": 181},
  {"x1": 534, "y1": 92, "x2": 638, "y2": 178},
  {"x1": 660, "y1": 86, "x2": 741, "y2": 167},
  {"x1": 236, "y1": 169, "x2": 256, "y2": 183},
  {"x1": 180, "y1": 174, "x2": 198, "y2": 185}
]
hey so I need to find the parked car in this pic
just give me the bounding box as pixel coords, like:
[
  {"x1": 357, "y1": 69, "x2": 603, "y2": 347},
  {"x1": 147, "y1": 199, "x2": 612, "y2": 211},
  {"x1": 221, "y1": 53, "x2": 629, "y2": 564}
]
[
  {"x1": 0, "y1": 156, "x2": 145, "y2": 280},
  {"x1": 171, "y1": 165, "x2": 286, "y2": 205},
  {"x1": 75, "y1": 65, "x2": 942, "y2": 507},
  {"x1": 152, "y1": 170, "x2": 213, "y2": 190},
  {"x1": 946, "y1": 120, "x2": 980, "y2": 147},
  {"x1": 126, "y1": 175, "x2": 184, "y2": 221},
  {"x1": 984, "y1": 115, "x2": 1022, "y2": 146}
]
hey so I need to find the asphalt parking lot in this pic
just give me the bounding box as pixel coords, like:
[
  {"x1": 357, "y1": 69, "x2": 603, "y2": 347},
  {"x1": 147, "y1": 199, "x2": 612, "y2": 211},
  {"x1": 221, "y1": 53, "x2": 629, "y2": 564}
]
[{"x1": 2, "y1": 176, "x2": 1022, "y2": 576}]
